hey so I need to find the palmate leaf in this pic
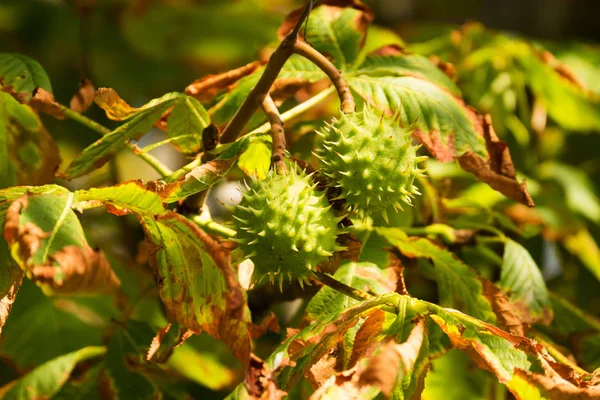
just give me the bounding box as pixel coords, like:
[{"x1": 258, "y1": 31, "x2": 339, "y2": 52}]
[
  {"x1": 376, "y1": 227, "x2": 496, "y2": 323},
  {"x1": 3, "y1": 192, "x2": 120, "y2": 295},
  {"x1": 0, "y1": 53, "x2": 52, "y2": 101},
  {"x1": 499, "y1": 238, "x2": 552, "y2": 324},
  {"x1": 0, "y1": 346, "x2": 105, "y2": 400}
]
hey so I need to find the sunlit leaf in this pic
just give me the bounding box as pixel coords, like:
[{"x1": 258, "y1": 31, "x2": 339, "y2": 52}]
[
  {"x1": 279, "y1": 2, "x2": 373, "y2": 71},
  {"x1": 563, "y1": 229, "x2": 600, "y2": 282},
  {"x1": 150, "y1": 158, "x2": 236, "y2": 203},
  {"x1": 74, "y1": 180, "x2": 166, "y2": 216},
  {"x1": 0, "y1": 346, "x2": 105, "y2": 400},
  {"x1": 376, "y1": 228, "x2": 496, "y2": 323},
  {"x1": 238, "y1": 140, "x2": 271, "y2": 180},
  {"x1": 306, "y1": 261, "x2": 396, "y2": 322}
]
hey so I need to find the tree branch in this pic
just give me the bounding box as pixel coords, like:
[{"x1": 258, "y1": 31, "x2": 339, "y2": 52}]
[
  {"x1": 311, "y1": 270, "x2": 373, "y2": 302},
  {"x1": 261, "y1": 94, "x2": 287, "y2": 173},
  {"x1": 219, "y1": 0, "x2": 314, "y2": 144},
  {"x1": 293, "y1": 41, "x2": 355, "y2": 114}
]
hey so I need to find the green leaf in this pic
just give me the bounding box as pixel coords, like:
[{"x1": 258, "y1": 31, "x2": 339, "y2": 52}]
[
  {"x1": 355, "y1": 53, "x2": 461, "y2": 96},
  {"x1": 53, "y1": 364, "x2": 102, "y2": 400},
  {"x1": 376, "y1": 227, "x2": 496, "y2": 323},
  {"x1": 0, "y1": 280, "x2": 113, "y2": 368},
  {"x1": 547, "y1": 292, "x2": 600, "y2": 336},
  {"x1": 238, "y1": 139, "x2": 271, "y2": 180},
  {"x1": 0, "y1": 53, "x2": 52, "y2": 100},
  {"x1": 0, "y1": 346, "x2": 105, "y2": 400},
  {"x1": 101, "y1": 320, "x2": 160, "y2": 399},
  {"x1": 165, "y1": 96, "x2": 210, "y2": 153},
  {"x1": 281, "y1": 54, "x2": 328, "y2": 81},
  {"x1": 74, "y1": 180, "x2": 166, "y2": 216},
  {"x1": 210, "y1": 73, "x2": 261, "y2": 126},
  {"x1": 3, "y1": 192, "x2": 120, "y2": 295},
  {"x1": 551, "y1": 42, "x2": 600, "y2": 96},
  {"x1": 498, "y1": 238, "x2": 552, "y2": 324},
  {"x1": 0, "y1": 185, "x2": 68, "y2": 223},
  {"x1": 0, "y1": 92, "x2": 60, "y2": 188},
  {"x1": 63, "y1": 92, "x2": 181, "y2": 179},
  {"x1": 300, "y1": 5, "x2": 371, "y2": 71},
  {"x1": 305, "y1": 262, "x2": 396, "y2": 322},
  {"x1": 168, "y1": 333, "x2": 241, "y2": 391},
  {"x1": 140, "y1": 211, "x2": 252, "y2": 364},
  {"x1": 523, "y1": 51, "x2": 600, "y2": 132},
  {"x1": 346, "y1": 75, "x2": 486, "y2": 160},
  {"x1": 151, "y1": 158, "x2": 236, "y2": 203},
  {"x1": 422, "y1": 349, "x2": 492, "y2": 400}
]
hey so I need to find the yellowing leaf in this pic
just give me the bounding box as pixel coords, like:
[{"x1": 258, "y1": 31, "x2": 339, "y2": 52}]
[{"x1": 238, "y1": 140, "x2": 271, "y2": 180}]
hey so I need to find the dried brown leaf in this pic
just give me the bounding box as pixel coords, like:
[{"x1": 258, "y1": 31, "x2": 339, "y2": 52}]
[
  {"x1": 0, "y1": 264, "x2": 23, "y2": 335},
  {"x1": 455, "y1": 112, "x2": 534, "y2": 207},
  {"x1": 481, "y1": 279, "x2": 528, "y2": 336},
  {"x1": 348, "y1": 309, "x2": 387, "y2": 367},
  {"x1": 29, "y1": 87, "x2": 65, "y2": 119},
  {"x1": 244, "y1": 354, "x2": 287, "y2": 400},
  {"x1": 69, "y1": 77, "x2": 95, "y2": 113},
  {"x1": 185, "y1": 61, "x2": 263, "y2": 102},
  {"x1": 250, "y1": 312, "x2": 280, "y2": 339}
]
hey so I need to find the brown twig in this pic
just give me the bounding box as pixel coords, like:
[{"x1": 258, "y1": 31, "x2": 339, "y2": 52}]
[
  {"x1": 293, "y1": 41, "x2": 355, "y2": 114},
  {"x1": 261, "y1": 95, "x2": 288, "y2": 173},
  {"x1": 219, "y1": 0, "x2": 314, "y2": 144}
]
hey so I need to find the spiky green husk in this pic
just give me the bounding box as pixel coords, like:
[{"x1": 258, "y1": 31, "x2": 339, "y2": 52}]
[
  {"x1": 232, "y1": 168, "x2": 341, "y2": 288},
  {"x1": 316, "y1": 107, "x2": 427, "y2": 218}
]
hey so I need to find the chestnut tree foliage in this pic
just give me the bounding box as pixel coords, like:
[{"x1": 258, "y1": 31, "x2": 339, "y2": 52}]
[{"x1": 1, "y1": 1, "x2": 600, "y2": 399}]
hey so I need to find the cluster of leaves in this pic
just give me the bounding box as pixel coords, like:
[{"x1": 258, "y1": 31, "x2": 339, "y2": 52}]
[{"x1": 1, "y1": 0, "x2": 600, "y2": 399}]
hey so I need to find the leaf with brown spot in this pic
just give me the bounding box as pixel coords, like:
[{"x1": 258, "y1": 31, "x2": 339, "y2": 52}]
[
  {"x1": 0, "y1": 52, "x2": 52, "y2": 102},
  {"x1": 233, "y1": 354, "x2": 287, "y2": 400},
  {"x1": 69, "y1": 77, "x2": 95, "y2": 113},
  {"x1": 0, "y1": 240, "x2": 23, "y2": 335},
  {"x1": 146, "y1": 322, "x2": 193, "y2": 363},
  {"x1": 148, "y1": 157, "x2": 236, "y2": 203},
  {"x1": 3, "y1": 193, "x2": 120, "y2": 295},
  {"x1": 0, "y1": 92, "x2": 61, "y2": 188},
  {"x1": 347, "y1": 45, "x2": 532, "y2": 205},
  {"x1": 481, "y1": 278, "x2": 528, "y2": 336},
  {"x1": 140, "y1": 211, "x2": 252, "y2": 364}
]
